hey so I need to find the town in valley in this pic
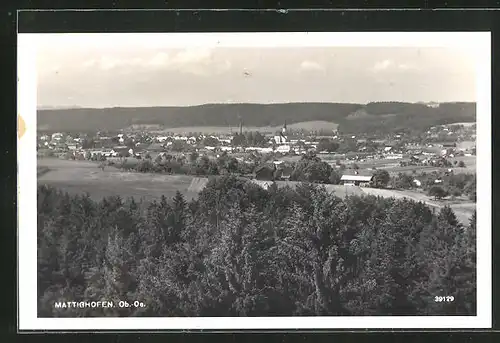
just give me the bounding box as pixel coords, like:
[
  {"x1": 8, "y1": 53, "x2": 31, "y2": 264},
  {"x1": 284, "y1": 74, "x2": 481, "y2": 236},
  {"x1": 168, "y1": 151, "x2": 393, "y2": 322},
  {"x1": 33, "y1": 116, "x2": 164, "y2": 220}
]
[{"x1": 37, "y1": 104, "x2": 476, "y2": 224}]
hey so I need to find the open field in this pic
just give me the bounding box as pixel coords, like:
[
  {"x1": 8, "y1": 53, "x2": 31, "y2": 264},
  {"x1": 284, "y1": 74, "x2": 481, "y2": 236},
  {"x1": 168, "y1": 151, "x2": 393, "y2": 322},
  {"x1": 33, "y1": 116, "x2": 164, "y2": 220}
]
[
  {"x1": 37, "y1": 166, "x2": 51, "y2": 177},
  {"x1": 37, "y1": 158, "x2": 197, "y2": 201},
  {"x1": 449, "y1": 155, "x2": 476, "y2": 172},
  {"x1": 153, "y1": 121, "x2": 339, "y2": 134},
  {"x1": 354, "y1": 155, "x2": 476, "y2": 175},
  {"x1": 37, "y1": 158, "x2": 475, "y2": 224},
  {"x1": 245, "y1": 179, "x2": 474, "y2": 224},
  {"x1": 456, "y1": 140, "x2": 476, "y2": 150},
  {"x1": 445, "y1": 122, "x2": 476, "y2": 127},
  {"x1": 361, "y1": 187, "x2": 475, "y2": 224}
]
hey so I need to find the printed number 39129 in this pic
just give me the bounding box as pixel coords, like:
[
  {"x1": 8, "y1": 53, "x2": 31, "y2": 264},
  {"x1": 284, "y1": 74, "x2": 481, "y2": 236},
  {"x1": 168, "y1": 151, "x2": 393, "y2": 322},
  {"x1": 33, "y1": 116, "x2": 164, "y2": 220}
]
[{"x1": 434, "y1": 296, "x2": 454, "y2": 302}]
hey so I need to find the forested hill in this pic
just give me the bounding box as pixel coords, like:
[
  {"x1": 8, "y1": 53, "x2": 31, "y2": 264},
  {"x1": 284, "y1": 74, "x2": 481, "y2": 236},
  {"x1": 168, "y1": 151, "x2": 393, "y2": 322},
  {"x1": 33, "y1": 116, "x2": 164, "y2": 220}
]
[{"x1": 37, "y1": 102, "x2": 476, "y2": 133}]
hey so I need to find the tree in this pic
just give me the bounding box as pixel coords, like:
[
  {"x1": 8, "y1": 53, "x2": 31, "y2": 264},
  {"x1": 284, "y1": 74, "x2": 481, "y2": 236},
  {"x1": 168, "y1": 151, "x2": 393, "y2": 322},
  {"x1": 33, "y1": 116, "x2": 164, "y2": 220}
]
[
  {"x1": 458, "y1": 160, "x2": 466, "y2": 168},
  {"x1": 36, "y1": 175, "x2": 477, "y2": 317},
  {"x1": 317, "y1": 138, "x2": 339, "y2": 153},
  {"x1": 171, "y1": 140, "x2": 189, "y2": 152},
  {"x1": 291, "y1": 159, "x2": 332, "y2": 184},
  {"x1": 203, "y1": 136, "x2": 219, "y2": 147},
  {"x1": 136, "y1": 159, "x2": 154, "y2": 173},
  {"x1": 329, "y1": 169, "x2": 341, "y2": 185},
  {"x1": 81, "y1": 139, "x2": 95, "y2": 149},
  {"x1": 469, "y1": 192, "x2": 477, "y2": 201},
  {"x1": 428, "y1": 186, "x2": 448, "y2": 200},
  {"x1": 391, "y1": 173, "x2": 414, "y2": 190},
  {"x1": 226, "y1": 157, "x2": 239, "y2": 174},
  {"x1": 189, "y1": 152, "x2": 199, "y2": 163},
  {"x1": 124, "y1": 138, "x2": 135, "y2": 148},
  {"x1": 372, "y1": 170, "x2": 390, "y2": 188}
]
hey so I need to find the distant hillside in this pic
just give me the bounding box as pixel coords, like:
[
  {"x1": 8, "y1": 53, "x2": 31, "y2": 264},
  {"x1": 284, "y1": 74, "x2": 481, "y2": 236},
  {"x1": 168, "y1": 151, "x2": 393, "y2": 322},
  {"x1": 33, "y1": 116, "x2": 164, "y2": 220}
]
[
  {"x1": 37, "y1": 102, "x2": 476, "y2": 134},
  {"x1": 150, "y1": 120, "x2": 340, "y2": 135},
  {"x1": 339, "y1": 102, "x2": 476, "y2": 134}
]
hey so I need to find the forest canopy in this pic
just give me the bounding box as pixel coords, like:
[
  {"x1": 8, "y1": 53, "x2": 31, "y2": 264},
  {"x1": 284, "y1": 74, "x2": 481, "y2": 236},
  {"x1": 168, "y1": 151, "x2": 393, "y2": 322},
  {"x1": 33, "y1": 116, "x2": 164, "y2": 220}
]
[
  {"x1": 37, "y1": 102, "x2": 476, "y2": 134},
  {"x1": 37, "y1": 176, "x2": 476, "y2": 317}
]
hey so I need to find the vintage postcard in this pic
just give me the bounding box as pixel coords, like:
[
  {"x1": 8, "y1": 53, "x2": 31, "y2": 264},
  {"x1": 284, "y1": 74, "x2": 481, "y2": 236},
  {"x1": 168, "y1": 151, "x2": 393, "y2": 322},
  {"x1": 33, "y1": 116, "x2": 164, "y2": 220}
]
[{"x1": 18, "y1": 31, "x2": 491, "y2": 330}]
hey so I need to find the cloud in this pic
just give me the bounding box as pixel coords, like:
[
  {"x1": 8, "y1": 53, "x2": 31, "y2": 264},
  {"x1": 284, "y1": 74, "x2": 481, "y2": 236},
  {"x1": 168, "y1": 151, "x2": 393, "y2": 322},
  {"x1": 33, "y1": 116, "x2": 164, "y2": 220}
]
[
  {"x1": 397, "y1": 63, "x2": 419, "y2": 71},
  {"x1": 172, "y1": 47, "x2": 212, "y2": 65},
  {"x1": 82, "y1": 59, "x2": 97, "y2": 68},
  {"x1": 82, "y1": 56, "x2": 144, "y2": 70},
  {"x1": 299, "y1": 60, "x2": 325, "y2": 72},
  {"x1": 81, "y1": 48, "x2": 230, "y2": 76},
  {"x1": 372, "y1": 59, "x2": 420, "y2": 73},
  {"x1": 372, "y1": 59, "x2": 393, "y2": 72},
  {"x1": 147, "y1": 53, "x2": 169, "y2": 67}
]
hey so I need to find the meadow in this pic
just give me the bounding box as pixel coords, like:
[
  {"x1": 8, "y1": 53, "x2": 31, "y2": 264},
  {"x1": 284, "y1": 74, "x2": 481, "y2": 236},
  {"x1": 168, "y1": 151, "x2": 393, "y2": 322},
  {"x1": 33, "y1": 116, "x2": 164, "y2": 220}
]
[
  {"x1": 37, "y1": 158, "x2": 197, "y2": 201},
  {"x1": 37, "y1": 157, "x2": 475, "y2": 224}
]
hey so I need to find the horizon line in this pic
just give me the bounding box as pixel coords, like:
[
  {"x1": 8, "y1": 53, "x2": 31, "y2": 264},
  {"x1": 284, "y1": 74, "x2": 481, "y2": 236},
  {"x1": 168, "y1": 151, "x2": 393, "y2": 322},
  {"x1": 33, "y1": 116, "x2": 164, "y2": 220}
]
[{"x1": 37, "y1": 100, "x2": 476, "y2": 110}]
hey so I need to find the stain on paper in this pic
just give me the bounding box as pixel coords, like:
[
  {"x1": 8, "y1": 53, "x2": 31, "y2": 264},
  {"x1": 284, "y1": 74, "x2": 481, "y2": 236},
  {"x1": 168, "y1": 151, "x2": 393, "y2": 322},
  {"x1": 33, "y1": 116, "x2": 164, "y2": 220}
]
[{"x1": 18, "y1": 114, "x2": 26, "y2": 139}]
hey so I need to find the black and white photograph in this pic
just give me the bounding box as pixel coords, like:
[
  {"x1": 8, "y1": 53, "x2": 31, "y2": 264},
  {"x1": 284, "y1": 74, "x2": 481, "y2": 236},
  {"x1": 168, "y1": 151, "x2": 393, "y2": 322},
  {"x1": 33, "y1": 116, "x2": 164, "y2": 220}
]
[{"x1": 18, "y1": 32, "x2": 491, "y2": 330}]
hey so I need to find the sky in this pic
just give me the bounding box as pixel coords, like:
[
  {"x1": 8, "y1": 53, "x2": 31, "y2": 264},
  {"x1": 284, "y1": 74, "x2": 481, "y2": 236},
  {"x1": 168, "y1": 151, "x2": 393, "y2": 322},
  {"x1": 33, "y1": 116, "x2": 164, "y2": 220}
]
[{"x1": 34, "y1": 33, "x2": 478, "y2": 108}]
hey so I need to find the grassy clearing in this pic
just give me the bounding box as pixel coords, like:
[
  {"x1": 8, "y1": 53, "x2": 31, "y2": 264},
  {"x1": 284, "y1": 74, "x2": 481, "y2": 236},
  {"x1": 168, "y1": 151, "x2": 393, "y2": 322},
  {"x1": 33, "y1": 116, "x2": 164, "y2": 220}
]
[
  {"x1": 445, "y1": 122, "x2": 476, "y2": 127},
  {"x1": 37, "y1": 158, "x2": 196, "y2": 201},
  {"x1": 37, "y1": 166, "x2": 51, "y2": 177},
  {"x1": 37, "y1": 158, "x2": 474, "y2": 223},
  {"x1": 362, "y1": 187, "x2": 475, "y2": 224}
]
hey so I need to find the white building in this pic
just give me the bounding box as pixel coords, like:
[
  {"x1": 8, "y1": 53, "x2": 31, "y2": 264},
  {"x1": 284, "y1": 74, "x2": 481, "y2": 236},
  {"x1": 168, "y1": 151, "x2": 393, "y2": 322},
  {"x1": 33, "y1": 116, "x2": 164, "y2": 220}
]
[
  {"x1": 51, "y1": 132, "x2": 63, "y2": 141},
  {"x1": 386, "y1": 154, "x2": 403, "y2": 159},
  {"x1": 340, "y1": 174, "x2": 373, "y2": 186},
  {"x1": 157, "y1": 136, "x2": 170, "y2": 142},
  {"x1": 276, "y1": 145, "x2": 291, "y2": 153}
]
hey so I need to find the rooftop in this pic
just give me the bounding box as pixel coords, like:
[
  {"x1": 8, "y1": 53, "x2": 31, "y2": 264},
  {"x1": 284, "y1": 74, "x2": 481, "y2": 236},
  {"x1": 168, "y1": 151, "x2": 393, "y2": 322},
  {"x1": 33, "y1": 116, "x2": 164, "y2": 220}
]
[{"x1": 340, "y1": 175, "x2": 373, "y2": 182}]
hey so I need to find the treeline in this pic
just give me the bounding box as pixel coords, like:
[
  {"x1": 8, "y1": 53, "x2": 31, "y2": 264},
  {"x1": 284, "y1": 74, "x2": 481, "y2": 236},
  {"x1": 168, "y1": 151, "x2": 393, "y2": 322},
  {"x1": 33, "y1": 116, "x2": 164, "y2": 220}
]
[
  {"x1": 37, "y1": 102, "x2": 475, "y2": 134},
  {"x1": 112, "y1": 152, "x2": 344, "y2": 184},
  {"x1": 37, "y1": 177, "x2": 476, "y2": 317},
  {"x1": 339, "y1": 102, "x2": 476, "y2": 134},
  {"x1": 388, "y1": 171, "x2": 476, "y2": 200},
  {"x1": 37, "y1": 103, "x2": 361, "y2": 132},
  {"x1": 115, "y1": 152, "x2": 256, "y2": 176}
]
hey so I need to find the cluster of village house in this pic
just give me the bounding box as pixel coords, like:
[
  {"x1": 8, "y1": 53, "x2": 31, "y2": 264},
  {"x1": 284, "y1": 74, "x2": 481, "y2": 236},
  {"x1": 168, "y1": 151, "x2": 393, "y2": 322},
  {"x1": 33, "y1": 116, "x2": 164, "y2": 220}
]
[{"x1": 38, "y1": 123, "x2": 476, "y2": 187}]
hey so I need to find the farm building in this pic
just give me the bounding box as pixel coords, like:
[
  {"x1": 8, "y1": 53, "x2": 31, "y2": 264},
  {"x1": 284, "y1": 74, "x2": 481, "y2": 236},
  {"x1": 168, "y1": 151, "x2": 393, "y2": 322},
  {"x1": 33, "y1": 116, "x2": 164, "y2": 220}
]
[{"x1": 340, "y1": 174, "x2": 373, "y2": 186}]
